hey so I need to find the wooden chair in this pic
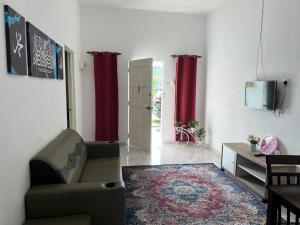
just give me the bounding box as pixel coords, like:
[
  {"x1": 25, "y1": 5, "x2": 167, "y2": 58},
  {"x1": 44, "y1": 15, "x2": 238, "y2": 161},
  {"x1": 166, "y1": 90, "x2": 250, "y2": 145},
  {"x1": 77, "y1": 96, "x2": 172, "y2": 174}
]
[{"x1": 266, "y1": 155, "x2": 300, "y2": 225}]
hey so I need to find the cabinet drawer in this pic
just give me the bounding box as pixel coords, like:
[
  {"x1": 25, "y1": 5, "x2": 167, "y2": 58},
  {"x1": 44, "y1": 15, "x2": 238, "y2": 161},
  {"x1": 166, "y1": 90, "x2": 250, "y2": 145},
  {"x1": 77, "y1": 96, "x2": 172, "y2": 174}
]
[{"x1": 222, "y1": 145, "x2": 237, "y2": 175}]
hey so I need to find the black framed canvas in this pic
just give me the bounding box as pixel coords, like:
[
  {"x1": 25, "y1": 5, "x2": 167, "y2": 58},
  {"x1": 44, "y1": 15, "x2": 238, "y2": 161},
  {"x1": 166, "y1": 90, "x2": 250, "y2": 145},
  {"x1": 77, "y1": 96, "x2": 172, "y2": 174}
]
[
  {"x1": 4, "y1": 5, "x2": 27, "y2": 75},
  {"x1": 56, "y1": 44, "x2": 64, "y2": 80},
  {"x1": 26, "y1": 22, "x2": 57, "y2": 79}
]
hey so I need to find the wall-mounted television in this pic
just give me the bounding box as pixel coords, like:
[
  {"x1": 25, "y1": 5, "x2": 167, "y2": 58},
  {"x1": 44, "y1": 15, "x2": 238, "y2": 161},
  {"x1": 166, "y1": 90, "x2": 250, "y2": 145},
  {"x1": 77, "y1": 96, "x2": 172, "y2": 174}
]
[{"x1": 245, "y1": 80, "x2": 277, "y2": 111}]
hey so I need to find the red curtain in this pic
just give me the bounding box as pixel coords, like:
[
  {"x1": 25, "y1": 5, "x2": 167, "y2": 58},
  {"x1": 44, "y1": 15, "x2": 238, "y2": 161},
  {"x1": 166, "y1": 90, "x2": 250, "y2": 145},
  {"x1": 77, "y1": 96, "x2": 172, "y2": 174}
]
[
  {"x1": 173, "y1": 55, "x2": 200, "y2": 131},
  {"x1": 92, "y1": 52, "x2": 120, "y2": 141}
]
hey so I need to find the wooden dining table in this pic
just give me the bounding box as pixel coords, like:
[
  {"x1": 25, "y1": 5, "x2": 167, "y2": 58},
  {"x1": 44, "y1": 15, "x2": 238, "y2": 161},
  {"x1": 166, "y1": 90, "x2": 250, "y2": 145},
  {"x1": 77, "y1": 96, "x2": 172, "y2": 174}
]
[{"x1": 267, "y1": 185, "x2": 300, "y2": 225}]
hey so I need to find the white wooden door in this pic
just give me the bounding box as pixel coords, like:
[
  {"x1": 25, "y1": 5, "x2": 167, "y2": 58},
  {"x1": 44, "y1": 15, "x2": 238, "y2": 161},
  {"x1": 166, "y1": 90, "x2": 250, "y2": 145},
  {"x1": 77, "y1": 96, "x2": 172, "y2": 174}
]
[{"x1": 129, "y1": 58, "x2": 153, "y2": 151}]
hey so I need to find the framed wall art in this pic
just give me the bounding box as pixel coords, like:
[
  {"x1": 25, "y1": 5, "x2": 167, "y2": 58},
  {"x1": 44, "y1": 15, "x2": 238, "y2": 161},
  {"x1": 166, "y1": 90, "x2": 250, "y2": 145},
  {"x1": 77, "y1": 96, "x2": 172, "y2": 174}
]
[
  {"x1": 56, "y1": 43, "x2": 64, "y2": 80},
  {"x1": 4, "y1": 5, "x2": 27, "y2": 75},
  {"x1": 26, "y1": 22, "x2": 57, "y2": 79}
]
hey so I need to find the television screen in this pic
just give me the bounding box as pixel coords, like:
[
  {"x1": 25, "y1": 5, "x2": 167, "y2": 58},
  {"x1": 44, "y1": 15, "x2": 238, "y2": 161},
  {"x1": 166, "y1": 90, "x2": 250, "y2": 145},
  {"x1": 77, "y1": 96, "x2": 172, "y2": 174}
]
[{"x1": 245, "y1": 80, "x2": 277, "y2": 111}]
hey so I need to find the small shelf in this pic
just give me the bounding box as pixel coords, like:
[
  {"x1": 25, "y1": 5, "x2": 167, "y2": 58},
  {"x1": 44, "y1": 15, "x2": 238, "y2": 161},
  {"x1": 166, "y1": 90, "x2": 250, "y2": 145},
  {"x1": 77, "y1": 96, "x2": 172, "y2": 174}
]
[
  {"x1": 237, "y1": 164, "x2": 266, "y2": 182},
  {"x1": 236, "y1": 175, "x2": 265, "y2": 198}
]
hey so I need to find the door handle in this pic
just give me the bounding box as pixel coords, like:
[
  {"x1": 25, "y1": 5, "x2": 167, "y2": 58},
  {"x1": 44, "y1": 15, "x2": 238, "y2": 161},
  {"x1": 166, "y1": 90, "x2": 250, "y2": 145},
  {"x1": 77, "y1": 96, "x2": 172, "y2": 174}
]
[{"x1": 146, "y1": 106, "x2": 153, "y2": 110}]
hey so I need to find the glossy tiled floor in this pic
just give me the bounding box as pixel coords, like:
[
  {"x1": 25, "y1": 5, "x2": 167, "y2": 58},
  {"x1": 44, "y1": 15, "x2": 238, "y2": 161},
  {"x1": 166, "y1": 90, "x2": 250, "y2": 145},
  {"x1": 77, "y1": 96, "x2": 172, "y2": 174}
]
[{"x1": 120, "y1": 127, "x2": 221, "y2": 167}]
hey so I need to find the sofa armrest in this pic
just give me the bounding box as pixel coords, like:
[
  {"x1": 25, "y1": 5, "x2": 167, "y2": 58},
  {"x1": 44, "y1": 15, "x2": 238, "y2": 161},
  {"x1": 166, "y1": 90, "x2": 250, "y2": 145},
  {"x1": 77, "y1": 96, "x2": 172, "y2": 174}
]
[
  {"x1": 26, "y1": 182, "x2": 125, "y2": 225},
  {"x1": 85, "y1": 142, "x2": 120, "y2": 159}
]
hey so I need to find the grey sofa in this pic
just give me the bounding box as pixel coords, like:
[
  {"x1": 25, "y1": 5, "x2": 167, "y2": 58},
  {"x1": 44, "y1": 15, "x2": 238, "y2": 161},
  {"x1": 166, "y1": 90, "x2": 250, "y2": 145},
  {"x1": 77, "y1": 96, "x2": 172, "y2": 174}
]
[{"x1": 25, "y1": 129, "x2": 125, "y2": 225}]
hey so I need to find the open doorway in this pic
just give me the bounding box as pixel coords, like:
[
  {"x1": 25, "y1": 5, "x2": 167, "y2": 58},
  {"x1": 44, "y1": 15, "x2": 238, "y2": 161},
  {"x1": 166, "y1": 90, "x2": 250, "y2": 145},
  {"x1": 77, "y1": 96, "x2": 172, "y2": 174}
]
[
  {"x1": 151, "y1": 62, "x2": 163, "y2": 148},
  {"x1": 64, "y1": 47, "x2": 76, "y2": 129}
]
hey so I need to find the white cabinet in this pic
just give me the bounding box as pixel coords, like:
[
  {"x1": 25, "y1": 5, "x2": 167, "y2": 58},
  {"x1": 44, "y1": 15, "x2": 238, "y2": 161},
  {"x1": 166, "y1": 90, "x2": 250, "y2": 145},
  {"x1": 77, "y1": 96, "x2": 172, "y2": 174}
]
[{"x1": 221, "y1": 145, "x2": 237, "y2": 175}]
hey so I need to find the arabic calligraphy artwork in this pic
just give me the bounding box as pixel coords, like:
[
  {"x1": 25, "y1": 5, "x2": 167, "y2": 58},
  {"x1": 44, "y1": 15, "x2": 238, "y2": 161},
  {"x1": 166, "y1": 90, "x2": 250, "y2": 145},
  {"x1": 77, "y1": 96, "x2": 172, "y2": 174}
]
[
  {"x1": 4, "y1": 5, "x2": 27, "y2": 75},
  {"x1": 56, "y1": 44, "x2": 64, "y2": 80},
  {"x1": 26, "y1": 22, "x2": 57, "y2": 79}
]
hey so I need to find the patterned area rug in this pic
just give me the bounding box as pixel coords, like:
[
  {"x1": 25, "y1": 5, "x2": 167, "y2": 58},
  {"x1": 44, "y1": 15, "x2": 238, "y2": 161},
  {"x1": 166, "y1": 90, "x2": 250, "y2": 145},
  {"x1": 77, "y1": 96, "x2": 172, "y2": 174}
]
[{"x1": 122, "y1": 163, "x2": 266, "y2": 225}]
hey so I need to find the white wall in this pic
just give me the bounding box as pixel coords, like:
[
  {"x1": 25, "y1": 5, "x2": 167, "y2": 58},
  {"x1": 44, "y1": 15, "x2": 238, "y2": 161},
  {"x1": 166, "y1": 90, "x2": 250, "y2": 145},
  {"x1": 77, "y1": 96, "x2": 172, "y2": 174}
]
[
  {"x1": 206, "y1": 0, "x2": 300, "y2": 154},
  {"x1": 80, "y1": 6, "x2": 207, "y2": 143},
  {"x1": 0, "y1": 1, "x2": 81, "y2": 224}
]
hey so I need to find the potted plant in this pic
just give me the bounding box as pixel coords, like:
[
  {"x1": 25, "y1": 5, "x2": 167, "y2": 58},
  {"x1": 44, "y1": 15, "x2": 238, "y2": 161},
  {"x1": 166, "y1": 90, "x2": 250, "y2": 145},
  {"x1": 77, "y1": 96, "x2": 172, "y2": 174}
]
[
  {"x1": 188, "y1": 120, "x2": 199, "y2": 132},
  {"x1": 195, "y1": 128, "x2": 206, "y2": 142},
  {"x1": 247, "y1": 134, "x2": 260, "y2": 152},
  {"x1": 174, "y1": 121, "x2": 182, "y2": 132}
]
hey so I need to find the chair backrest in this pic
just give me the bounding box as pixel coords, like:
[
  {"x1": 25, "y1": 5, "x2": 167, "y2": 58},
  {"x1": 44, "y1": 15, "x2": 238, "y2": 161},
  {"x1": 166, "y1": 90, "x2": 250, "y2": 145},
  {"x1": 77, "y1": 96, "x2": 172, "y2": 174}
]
[
  {"x1": 266, "y1": 155, "x2": 300, "y2": 186},
  {"x1": 30, "y1": 129, "x2": 87, "y2": 186}
]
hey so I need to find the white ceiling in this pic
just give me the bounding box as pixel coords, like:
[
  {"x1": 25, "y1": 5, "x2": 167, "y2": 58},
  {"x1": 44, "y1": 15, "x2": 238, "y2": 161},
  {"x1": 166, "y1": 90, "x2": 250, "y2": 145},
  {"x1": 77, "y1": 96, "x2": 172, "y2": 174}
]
[{"x1": 78, "y1": 0, "x2": 227, "y2": 14}]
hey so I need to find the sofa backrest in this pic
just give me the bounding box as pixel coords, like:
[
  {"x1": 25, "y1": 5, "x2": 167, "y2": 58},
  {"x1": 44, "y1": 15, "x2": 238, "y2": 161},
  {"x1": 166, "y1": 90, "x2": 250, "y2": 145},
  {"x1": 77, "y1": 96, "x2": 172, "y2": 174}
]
[{"x1": 30, "y1": 129, "x2": 87, "y2": 186}]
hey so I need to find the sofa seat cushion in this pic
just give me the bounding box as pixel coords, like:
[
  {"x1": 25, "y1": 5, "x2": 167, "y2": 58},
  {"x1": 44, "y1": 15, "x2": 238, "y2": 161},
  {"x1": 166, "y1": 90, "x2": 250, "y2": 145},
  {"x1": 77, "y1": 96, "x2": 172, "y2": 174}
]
[
  {"x1": 24, "y1": 215, "x2": 91, "y2": 225},
  {"x1": 79, "y1": 157, "x2": 121, "y2": 183}
]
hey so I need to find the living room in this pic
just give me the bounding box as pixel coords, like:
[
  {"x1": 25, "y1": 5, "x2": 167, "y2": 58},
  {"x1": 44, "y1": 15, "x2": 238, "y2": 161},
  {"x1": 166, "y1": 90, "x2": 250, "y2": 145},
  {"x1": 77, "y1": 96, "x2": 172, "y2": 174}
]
[{"x1": 1, "y1": 0, "x2": 299, "y2": 224}]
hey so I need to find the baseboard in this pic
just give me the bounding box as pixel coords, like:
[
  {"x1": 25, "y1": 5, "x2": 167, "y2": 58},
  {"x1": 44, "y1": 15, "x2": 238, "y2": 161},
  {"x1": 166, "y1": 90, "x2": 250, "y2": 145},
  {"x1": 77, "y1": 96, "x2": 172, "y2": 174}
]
[
  {"x1": 119, "y1": 142, "x2": 128, "y2": 146},
  {"x1": 205, "y1": 144, "x2": 221, "y2": 156},
  {"x1": 162, "y1": 140, "x2": 176, "y2": 145}
]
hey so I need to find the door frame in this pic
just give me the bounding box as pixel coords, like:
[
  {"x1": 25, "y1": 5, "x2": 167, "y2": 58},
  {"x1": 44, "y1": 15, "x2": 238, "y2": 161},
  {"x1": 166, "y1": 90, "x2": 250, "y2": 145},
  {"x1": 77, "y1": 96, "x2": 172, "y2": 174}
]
[{"x1": 64, "y1": 46, "x2": 76, "y2": 129}]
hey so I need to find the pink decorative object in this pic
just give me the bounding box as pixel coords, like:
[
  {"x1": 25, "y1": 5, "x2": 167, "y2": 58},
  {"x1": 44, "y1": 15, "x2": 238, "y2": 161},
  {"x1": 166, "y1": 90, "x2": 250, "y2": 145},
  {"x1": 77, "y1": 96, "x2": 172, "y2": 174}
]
[{"x1": 260, "y1": 136, "x2": 278, "y2": 155}]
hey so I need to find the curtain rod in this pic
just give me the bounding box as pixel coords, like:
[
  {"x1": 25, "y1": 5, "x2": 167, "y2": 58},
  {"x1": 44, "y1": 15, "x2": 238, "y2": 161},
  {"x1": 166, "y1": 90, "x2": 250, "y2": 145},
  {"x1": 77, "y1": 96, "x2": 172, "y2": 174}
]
[
  {"x1": 87, "y1": 51, "x2": 122, "y2": 55},
  {"x1": 171, "y1": 55, "x2": 202, "y2": 58}
]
